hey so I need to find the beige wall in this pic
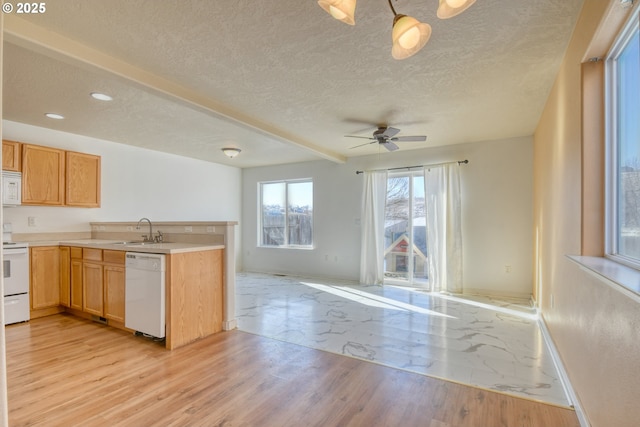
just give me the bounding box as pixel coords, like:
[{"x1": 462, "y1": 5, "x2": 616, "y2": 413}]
[{"x1": 534, "y1": 1, "x2": 640, "y2": 426}]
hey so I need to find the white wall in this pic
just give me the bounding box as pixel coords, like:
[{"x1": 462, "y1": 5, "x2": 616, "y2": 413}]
[
  {"x1": 3, "y1": 120, "x2": 241, "y2": 234},
  {"x1": 242, "y1": 136, "x2": 533, "y2": 297}
]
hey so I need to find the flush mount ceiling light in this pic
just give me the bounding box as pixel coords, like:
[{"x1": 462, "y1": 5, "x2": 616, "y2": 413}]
[
  {"x1": 90, "y1": 92, "x2": 113, "y2": 101},
  {"x1": 318, "y1": 0, "x2": 476, "y2": 60},
  {"x1": 45, "y1": 113, "x2": 65, "y2": 120},
  {"x1": 222, "y1": 147, "x2": 241, "y2": 158}
]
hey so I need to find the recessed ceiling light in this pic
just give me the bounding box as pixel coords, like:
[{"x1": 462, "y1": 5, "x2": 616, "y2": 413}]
[
  {"x1": 45, "y1": 113, "x2": 65, "y2": 120},
  {"x1": 90, "y1": 92, "x2": 113, "y2": 101}
]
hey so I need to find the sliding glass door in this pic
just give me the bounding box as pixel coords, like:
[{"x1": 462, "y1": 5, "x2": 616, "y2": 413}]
[{"x1": 383, "y1": 172, "x2": 428, "y2": 286}]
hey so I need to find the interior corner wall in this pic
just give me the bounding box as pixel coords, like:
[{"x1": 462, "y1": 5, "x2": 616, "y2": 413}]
[
  {"x1": 242, "y1": 136, "x2": 533, "y2": 298},
  {"x1": 533, "y1": 1, "x2": 640, "y2": 426}
]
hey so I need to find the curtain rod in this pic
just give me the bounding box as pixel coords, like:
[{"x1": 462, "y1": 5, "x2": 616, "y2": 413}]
[{"x1": 355, "y1": 159, "x2": 469, "y2": 175}]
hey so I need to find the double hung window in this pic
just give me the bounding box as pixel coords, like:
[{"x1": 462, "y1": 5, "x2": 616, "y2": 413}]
[
  {"x1": 606, "y1": 11, "x2": 640, "y2": 268},
  {"x1": 259, "y1": 179, "x2": 313, "y2": 248}
]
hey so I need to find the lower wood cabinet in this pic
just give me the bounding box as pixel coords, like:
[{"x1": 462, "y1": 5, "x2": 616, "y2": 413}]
[
  {"x1": 70, "y1": 253, "x2": 84, "y2": 311},
  {"x1": 30, "y1": 246, "x2": 60, "y2": 310},
  {"x1": 59, "y1": 247, "x2": 71, "y2": 307},
  {"x1": 83, "y1": 261, "x2": 104, "y2": 316},
  {"x1": 103, "y1": 251, "x2": 125, "y2": 323},
  {"x1": 58, "y1": 247, "x2": 125, "y2": 324}
]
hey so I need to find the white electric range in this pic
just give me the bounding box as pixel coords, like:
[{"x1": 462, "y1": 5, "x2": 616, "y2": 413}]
[{"x1": 3, "y1": 224, "x2": 30, "y2": 325}]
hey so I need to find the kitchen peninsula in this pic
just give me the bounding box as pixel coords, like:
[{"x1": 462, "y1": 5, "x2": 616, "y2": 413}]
[{"x1": 21, "y1": 221, "x2": 237, "y2": 350}]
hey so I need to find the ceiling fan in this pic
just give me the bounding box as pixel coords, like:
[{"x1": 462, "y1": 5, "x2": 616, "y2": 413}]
[{"x1": 346, "y1": 126, "x2": 427, "y2": 151}]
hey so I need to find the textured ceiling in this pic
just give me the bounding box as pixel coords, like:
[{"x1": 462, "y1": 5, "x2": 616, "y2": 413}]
[{"x1": 2, "y1": 0, "x2": 585, "y2": 167}]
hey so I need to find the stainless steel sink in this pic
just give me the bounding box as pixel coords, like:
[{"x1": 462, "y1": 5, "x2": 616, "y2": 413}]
[{"x1": 111, "y1": 241, "x2": 171, "y2": 246}]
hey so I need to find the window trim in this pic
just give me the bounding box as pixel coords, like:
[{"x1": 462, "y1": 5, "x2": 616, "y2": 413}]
[
  {"x1": 604, "y1": 7, "x2": 640, "y2": 270},
  {"x1": 258, "y1": 178, "x2": 314, "y2": 249}
]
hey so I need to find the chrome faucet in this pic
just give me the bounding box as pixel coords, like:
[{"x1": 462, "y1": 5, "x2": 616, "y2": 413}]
[{"x1": 136, "y1": 217, "x2": 153, "y2": 242}]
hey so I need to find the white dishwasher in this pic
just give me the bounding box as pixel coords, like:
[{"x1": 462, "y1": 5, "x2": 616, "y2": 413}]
[{"x1": 125, "y1": 252, "x2": 166, "y2": 339}]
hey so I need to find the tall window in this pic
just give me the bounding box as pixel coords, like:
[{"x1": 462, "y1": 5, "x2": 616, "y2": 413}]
[
  {"x1": 607, "y1": 12, "x2": 640, "y2": 268},
  {"x1": 383, "y1": 172, "x2": 428, "y2": 286},
  {"x1": 260, "y1": 179, "x2": 313, "y2": 248}
]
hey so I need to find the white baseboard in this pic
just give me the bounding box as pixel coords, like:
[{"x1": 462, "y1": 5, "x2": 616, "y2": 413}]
[
  {"x1": 538, "y1": 315, "x2": 590, "y2": 427},
  {"x1": 223, "y1": 319, "x2": 237, "y2": 331}
]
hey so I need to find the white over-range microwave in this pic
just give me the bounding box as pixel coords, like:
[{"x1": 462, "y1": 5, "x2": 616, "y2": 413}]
[{"x1": 2, "y1": 171, "x2": 22, "y2": 206}]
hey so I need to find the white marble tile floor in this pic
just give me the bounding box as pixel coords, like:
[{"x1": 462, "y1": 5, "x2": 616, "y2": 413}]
[{"x1": 235, "y1": 272, "x2": 571, "y2": 407}]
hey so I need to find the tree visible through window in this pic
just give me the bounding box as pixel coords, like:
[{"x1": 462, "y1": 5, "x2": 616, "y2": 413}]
[
  {"x1": 260, "y1": 179, "x2": 313, "y2": 248},
  {"x1": 608, "y1": 13, "x2": 640, "y2": 267},
  {"x1": 383, "y1": 172, "x2": 428, "y2": 285}
]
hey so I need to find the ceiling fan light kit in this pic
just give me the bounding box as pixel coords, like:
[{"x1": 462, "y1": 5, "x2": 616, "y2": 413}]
[
  {"x1": 318, "y1": 0, "x2": 476, "y2": 59},
  {"x1": 346, "y1": 126, "x2": 427, "y2": 152}
]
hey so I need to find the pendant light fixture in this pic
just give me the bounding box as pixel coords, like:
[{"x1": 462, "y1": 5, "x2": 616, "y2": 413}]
[
  {"x1": 317, "y1": 0, "x2": 357, "y2": 25},
  {"x1": 388, "y1": 0, "x2": 431, "y2": 60},
  {"x1": 437, "y1": 0, "x2": 476, "y2": 19},
  {"x1": 317, "y1": 0, "x2": 476, "y2": 60}
]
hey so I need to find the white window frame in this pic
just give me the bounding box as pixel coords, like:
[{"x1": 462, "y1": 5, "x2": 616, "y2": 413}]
[
  {"x1": 605, "y1": 7, "x2": 640, "y2": 270},
  {"x1": 258, "y1": 178, "x2": 314, "y2": 249}
]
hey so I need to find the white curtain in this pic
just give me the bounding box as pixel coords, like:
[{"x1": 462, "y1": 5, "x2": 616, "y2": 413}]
[
  {"x1": 424, "y1": 163, "x2": 463, "y2": 293},
  {"x1": 359, "y1": 170, "x2": 388, "y2": 284}
]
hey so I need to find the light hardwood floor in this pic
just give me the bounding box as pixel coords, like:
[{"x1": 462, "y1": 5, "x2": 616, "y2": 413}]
[{"x1": 5, "y1": 314, "x2": 580, "y2": 427}]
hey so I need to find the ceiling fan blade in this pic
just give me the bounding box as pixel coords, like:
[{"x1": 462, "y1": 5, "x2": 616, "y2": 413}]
[
  {"x1": 383, "y1": 141, "x2": 400, "y2": 151},
  {"x1": 392, "y1": 136, "x2": 427, "y2": 142},
  {"x1": 380, "y1": 127, "x2": 400, "y2": 138},
  {"x1": 349, "y1": 141, "x2": 377, "y2": 149},
  {"x1": 345, "y1": 135, "x2": 375, "y2": 140}
]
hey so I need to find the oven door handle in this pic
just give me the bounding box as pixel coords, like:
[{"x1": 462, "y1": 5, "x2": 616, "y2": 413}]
[{"x1": 3, "y1": 248, "x2": 28, "y2": 256}]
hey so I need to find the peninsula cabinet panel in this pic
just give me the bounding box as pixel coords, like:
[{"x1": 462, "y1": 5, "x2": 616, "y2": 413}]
[
  {"x1": 166, "y1": 249, "x2": 223, "y2": 350},
  {"x1": 22, "y1": 144, "x2": 65, "y2": 205},
  {"x1": 2, "y1": 140, "x2": 21, "y2": 171},
  {"x1": 83, "y1": 261, "x2": 104, "y2": 316},
  {"x1": 30, "y1": 247, "x2": 60, "y2": 310},
  {"x1": 66, "y1": 151, "x2": 101, "y2": 208}
]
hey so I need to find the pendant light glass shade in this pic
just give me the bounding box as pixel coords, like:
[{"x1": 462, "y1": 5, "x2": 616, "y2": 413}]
[
  {"x1": 391, "y1": 15, "x2": 432, "y2": 60},
  {"x1": 318, "y1": 0, "x2": 356, "y2": 25},
  {"x1": 437, "y1": 0, "x2": 476, "y2": 19}
]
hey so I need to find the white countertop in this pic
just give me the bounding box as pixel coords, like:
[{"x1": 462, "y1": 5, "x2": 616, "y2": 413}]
[{"x1": 28, "y1": 239, "x2": 224, "y2": 254}]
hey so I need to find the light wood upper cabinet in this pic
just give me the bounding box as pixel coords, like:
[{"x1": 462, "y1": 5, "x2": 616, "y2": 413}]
[
  {"x1": 2, "y1": 140, "x2": 21, "y2": 171},
  {"x1": 30, "y1": 247, "x2": 61, "y2": 310},
  {"x1": 22, "y1": 144, "x2": 66, "y2": 206},
  {"x1": 66, "y1": 151, "x2": 101, "y2": 208}
]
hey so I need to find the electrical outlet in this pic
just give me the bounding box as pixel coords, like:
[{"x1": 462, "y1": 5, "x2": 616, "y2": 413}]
[
  {"x1": 184, "y1": 226, "x2": 193, "y2": 233},
  {"x1": 505, "y1": 265, "x2": 512, "y2": 273},
  {"x1": 28, "y1": 217, "x2": 36, "y2": 227},
  {"x1": 206, "y1": 226, "x2": 215, "y2": 233}
]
